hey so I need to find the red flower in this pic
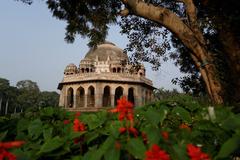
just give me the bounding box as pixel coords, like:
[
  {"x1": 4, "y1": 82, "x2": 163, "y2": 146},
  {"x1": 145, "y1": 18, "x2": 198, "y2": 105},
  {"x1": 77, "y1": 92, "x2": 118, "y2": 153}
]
[
  {"x1": 115, "y1": 141, "x2": 121, "y2": 150},
  {"x1": 0, "y1": 141, "x2": 25, "y2": 149},
  {"x1": 119, "y1": 127, "x2": 127, "y2": 134},
  {"x1": 63, "y1": 119, "x2": 70, "y2": 124},
  {"x1": 187, "y1": 144, "x2": 210, "y2": 160},
  {"x1": 73, "y1": 118, "x2": 85, "y2": 132},
  {"x1": 0, "y1": 141, "x2": 25, "y2": 160},
  {"x1": 128, "y1": 127, "x2": 138, "y2": 137},
  {"x1": 75, "y1": 112, "x2": 81, "y2": 117},
  {"x1": 109, "y1": 97, "x2": 134, "y2": 121},
  {"x1": 179, "y1": 123, "x2": 191, "y2": 131},
  {"x1": 145, "y1": 144, "x2": 170, "y2": 160},
  {"x1": 161, "y1": 131, "x2": 169, "y2": 140},
  {"x1": 142, "y1": 132, "x2": 148, "y2": 144}
]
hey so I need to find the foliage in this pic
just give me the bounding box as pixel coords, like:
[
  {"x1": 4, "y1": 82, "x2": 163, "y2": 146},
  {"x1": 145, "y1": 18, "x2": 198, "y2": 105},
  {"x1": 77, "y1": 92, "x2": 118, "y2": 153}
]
[
  {"x1": 0, "y1": 77, "x2": 59, "y2": 115},
  {"x1": 153, "y1": 88, "x2": 181, "y2": 100},
  {"x1": 1, "y1": 96, "x2": 239, "y2": 159}
]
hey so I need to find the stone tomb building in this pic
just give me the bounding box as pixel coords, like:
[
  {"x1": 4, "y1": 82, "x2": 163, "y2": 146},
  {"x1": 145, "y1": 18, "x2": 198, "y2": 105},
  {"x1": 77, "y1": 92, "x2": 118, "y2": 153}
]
[{"x1": 58, "y1": 42, "x2": 154, "y2": 112}]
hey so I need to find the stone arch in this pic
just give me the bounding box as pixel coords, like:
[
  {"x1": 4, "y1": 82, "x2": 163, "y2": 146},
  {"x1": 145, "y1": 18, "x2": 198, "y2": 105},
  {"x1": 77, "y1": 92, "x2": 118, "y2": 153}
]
[
  {"x1": 103, "y1": 86, "x2": 111, "y2": 107},
  {"x1": 113, "y1": 68, "x2": 116, "y2": 73},
  {"x1": 86, "y1": 68, "x2": 89, "y2": 73},
  {"x1": 117, "y1": 67, "x2": 121, "y2": 73},
  {"x1": 81, "y1": 68, "x2": 84, "y2": 73},
  {"x1": 115, "y1": 86, "x2": 123, "y2": 106},
  {"x1": 128, "y1": 87, "x2": 135, "y2": 106},
  {"x1": 76, "y1": 87, "x2": 85, "y2": 107},
  {"x1": 67, "y1": 87, "x2": 74, "y2": 108},
  {"x1": 87, "y1": 86, "x2": 95, "y2": 107}
]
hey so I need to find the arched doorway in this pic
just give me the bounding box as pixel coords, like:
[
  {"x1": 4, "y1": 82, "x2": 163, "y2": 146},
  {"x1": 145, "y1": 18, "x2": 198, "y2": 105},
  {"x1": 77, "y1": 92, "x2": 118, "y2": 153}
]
[
  {"x1": 76, "y1": 87, "x2": 85, "y2": 107},
  {"x1": 103, "y1": 86, "x2": 111, "y2": 107},
  {"x1": 128, "y1": 87, "x2": 135, "y2": 106},
  {"x1": 86, "y1": 68, "x2": 89, "y2": 73},
  {"x1": 67, "y1": 88, "x2": 74, "y2": 108},
  {"x1": 117, "y1": 67, "x2": 121, "y2": 73},
  {"x1": 113, "y1": 68, "x2": 116, "y2": 73},
  {"x1": 87, "y1": 86, "x2": 95, "y2": 107},
  {"x1": 115, "y1": 86, "x2": 123, "y2": 106}
]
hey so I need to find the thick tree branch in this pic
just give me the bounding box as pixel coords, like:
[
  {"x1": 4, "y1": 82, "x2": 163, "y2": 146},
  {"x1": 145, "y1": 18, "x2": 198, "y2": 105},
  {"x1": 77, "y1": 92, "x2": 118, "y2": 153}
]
[
  {"x1": 181, "y1": 0, "x2": 205, "y2": 45},
  {"x1": 120, "y1": 0, "x2": 223, "y2": 104},
  {"x1": 122, "y1": 0, "x2": 204, "y2": 60}
]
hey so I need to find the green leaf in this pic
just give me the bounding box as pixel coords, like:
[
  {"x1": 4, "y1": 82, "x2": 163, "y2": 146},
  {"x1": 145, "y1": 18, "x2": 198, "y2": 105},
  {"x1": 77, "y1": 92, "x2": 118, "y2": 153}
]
[
  {"x1": 40, "y1": 107, "x2": 54, "y2": 117},
  {"x1": 142, "y1": 125, "x2": 160, "y2": 145},
  {"x1": 126, "y1": 138, "x2": 146, "y2": 159},
  {"x1": 172, "y1": 107, "x2": 192, "y2": 123},
  {"x1": 96, "y1": 136, "x2": 115, "y2": 159},
  {"x1": 143, "y1": 108, "x2": 162, "y2": 126},
  {"x1": 38, "y1": 136, "x2": 64, "y2": 154},
  {"x1": 69, "y1": 131, "x2": 86, "y2": 140},
  {"x1": 71, "y1": 156, "x2": 82, "y2": 160},
  {"x1": 216, "y1": 135, "x2": 240, "y2": 158},
  {"x1": 171, "y1": 144, "x2": 188, "y2": 160},
  {"x1": 83, "y1": 146, "x2": 99, "y2": 160},
  {"x1": 108, "y1": 121, "x2": 121, "y2": 138},
  {"x1": 0, "y1": 130, "x2": 8, "y2": 141},
  {"x1": 82, "y1": 114, "x2": 105, "y2": 130},
  {"x1": 43, "y1": 127, "x2": 53, "y2": 140},
  {"x1": 17, "y1": 118, "x2": 29, "y2": 132},
  {"x1": 85, "y1": 131, "x2": 99, "y2": 144},
  {"x1": 104, "y1": 146, "x2": 120, "y2": 160},
  {"x1": 28, "y1": 119, "x2": 42, "y2": 139},
  {"x1": 159, "y1": 106, "x2": 169, "y2": 124},
  {"x1": 221, "y1": 114, "x2": 240, "y2": 131}
]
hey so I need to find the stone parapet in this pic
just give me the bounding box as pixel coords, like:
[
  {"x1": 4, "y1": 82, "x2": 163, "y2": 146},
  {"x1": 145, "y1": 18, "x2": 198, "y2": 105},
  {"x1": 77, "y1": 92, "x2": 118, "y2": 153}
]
[
  {"x1": 65, "y1": 107, "x2": 111, "y2": 112},
  {"x1": 62, "y1": 72, "x2": 153, "y2": 86}
]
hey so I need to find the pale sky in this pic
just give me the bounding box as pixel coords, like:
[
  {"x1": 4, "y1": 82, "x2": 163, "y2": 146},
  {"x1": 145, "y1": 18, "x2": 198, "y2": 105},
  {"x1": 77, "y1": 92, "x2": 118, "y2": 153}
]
[{"x1": 0, "y1": 1, "x2": 183, "y2": 92}]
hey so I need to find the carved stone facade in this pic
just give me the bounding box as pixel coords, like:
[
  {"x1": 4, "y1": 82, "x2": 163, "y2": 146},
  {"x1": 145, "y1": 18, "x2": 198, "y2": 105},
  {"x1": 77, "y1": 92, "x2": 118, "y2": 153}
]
[{"x1": 58, "y1": 42, "x2": 154, "y2": 112}]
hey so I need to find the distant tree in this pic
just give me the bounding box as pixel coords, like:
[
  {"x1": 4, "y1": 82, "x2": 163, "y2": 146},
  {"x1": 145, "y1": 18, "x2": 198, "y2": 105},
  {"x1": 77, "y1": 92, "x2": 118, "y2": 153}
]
[
  {"x1": 16, "y1": 80, "x2": 40, "y2": 110},
  {"x1": 0, "y1": 78, "x2": 10, "y2": 115},
  {"x1": 154, "y1": 87, "x2": 180, "y2": 100},
  {"x1": 0, "y1": 78, "x2": 20, "y2": 115},
  {"x1": 38, "y1": 91, "x2": 59, "y2": 108}
]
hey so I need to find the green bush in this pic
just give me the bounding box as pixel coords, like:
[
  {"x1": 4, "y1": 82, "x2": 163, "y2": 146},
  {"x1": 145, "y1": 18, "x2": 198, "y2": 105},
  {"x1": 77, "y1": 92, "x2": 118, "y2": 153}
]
[{"x1": 0, "y1": 95, "x2": 239, "y2": 159}]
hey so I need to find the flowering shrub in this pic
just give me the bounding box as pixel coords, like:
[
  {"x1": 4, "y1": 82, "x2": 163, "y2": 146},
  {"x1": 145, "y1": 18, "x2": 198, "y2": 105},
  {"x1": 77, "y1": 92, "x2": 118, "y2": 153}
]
[
  {"x1": 0, "y1": 95, "x2": 240, "y2": 159},
  {"x1": 0, "y1": 141, "x2": 25, "y2": 160}
]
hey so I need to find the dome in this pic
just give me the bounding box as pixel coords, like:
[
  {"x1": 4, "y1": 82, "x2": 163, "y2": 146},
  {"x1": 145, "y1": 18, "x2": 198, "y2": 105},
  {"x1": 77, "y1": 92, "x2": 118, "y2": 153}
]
[
  {"x1": 83, "y1": 42, "x2": 129, "y2": 61},
  {"x1": 64, "y1": 63, "x2": 78, "y2": 75}
]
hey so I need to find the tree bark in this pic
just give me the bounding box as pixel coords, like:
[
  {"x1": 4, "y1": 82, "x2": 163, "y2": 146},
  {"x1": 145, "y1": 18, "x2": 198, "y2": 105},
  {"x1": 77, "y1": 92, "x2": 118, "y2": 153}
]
[
  {"x1": 218, "y1": 25, "x2": 240, "y2": 104},
  {"x1": 5, "y1": 98, "x2": 9, "y2": 115},
  {"x1": 0, "y1": 97, "x2": 2, "y2": 113},
  {"x1": 121, "y1": 0, "x2": 224, "y2": 104}
]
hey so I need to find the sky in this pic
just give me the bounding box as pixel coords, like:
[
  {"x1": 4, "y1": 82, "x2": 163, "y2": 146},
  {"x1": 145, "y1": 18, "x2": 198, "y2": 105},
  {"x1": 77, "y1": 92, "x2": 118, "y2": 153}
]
[{"x1": 0, "y1": 1, "x2": 183, "y2": 92}]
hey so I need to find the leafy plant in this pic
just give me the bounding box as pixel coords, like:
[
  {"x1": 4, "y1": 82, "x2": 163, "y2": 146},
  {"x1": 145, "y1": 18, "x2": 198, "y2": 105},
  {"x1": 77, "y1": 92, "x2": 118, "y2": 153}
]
[{"x1": 0, "y1": 95, "x2": 239, "y2": 159}]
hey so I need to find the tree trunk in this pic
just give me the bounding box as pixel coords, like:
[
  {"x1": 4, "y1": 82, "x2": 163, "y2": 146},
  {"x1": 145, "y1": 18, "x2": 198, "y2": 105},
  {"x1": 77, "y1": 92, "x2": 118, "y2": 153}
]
[
  {"x1": 122, "y1": 0, "x2": 224, "y2": 104},
  {"x1": 0, "y1": 97, "x2": 2, "y2": 114},
  {"x1": 5, "y1": 98, "x2": 9, "y2": 115},
  {"x1": 218, "y1": 25, "x2": 240, "y2": 105}
]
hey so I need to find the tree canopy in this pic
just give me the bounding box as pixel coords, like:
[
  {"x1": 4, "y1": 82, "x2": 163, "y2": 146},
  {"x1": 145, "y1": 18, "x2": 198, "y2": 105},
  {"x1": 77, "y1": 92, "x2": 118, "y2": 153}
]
[
  {"x1": 0, "y1": 77, "x2": 59, "y2": 115},
  {"x1": 18, "y1": 0, "x2": 240, "y2": 107}
]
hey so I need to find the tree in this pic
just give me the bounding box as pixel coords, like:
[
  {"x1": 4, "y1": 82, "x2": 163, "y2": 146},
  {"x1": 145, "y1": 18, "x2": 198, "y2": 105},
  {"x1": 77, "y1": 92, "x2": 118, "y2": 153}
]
[
  {"x1": 19, "y1": 0, "x2": 240, "y2": 105},
  {"x1": 16, "y1": 80, "x2": 40, "y2": 110},
  {"x1": 38, "y1": 91, "x2": 59, "y2": 108},
  {"x1": 0, "y1": 78, "x2": 20, "y2": 115}
]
